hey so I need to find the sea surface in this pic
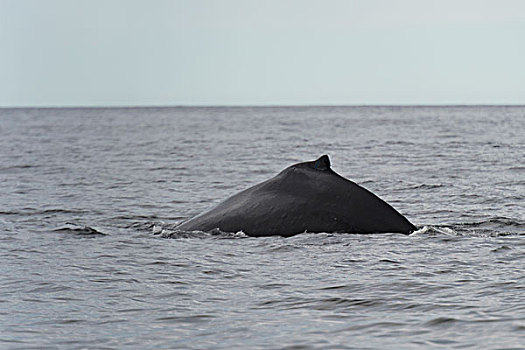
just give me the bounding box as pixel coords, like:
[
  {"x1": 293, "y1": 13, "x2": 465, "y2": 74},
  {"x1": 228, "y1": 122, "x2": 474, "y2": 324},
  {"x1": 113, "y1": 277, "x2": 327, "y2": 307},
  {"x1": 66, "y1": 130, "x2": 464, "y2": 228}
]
[{"x1": 0, "y1": 106, "x2": 524, "y2": 349}]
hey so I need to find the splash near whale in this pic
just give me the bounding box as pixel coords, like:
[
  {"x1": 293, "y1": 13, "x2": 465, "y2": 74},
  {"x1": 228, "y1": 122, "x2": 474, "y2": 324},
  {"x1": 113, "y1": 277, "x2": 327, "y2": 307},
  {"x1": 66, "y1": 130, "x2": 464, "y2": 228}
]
[{"x1": 177, "y1": 155, "x2": 416, "y2": 237}]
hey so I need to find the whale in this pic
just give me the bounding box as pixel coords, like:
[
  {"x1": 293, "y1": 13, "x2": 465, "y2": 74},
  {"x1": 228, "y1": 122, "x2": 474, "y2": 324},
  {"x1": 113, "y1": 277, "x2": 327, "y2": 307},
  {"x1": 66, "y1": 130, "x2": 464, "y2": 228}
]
[{"x1": 176, "y1": 155, "x2": 416, "y2": 237}]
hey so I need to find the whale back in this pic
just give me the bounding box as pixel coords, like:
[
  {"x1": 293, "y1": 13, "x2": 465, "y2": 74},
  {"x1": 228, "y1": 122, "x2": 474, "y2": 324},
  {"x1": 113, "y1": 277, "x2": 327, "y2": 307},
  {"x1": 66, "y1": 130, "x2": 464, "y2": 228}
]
[{"x1": 176, "y1": 155, "x2": 416, "y2": 237}]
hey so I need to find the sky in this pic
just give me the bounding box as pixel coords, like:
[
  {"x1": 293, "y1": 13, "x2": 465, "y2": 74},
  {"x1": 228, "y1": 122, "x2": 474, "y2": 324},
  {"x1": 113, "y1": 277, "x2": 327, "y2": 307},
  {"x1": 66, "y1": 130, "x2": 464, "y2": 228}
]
[{"x1": 1, "y1": 0, "x2": 525, "y2": 107}]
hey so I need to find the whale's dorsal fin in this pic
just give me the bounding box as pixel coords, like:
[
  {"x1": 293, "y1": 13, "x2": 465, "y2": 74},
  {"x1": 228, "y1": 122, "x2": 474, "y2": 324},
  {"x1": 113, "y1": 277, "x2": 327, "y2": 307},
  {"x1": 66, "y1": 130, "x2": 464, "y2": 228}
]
[
  {"x1": 286, "y1": 155, "x2": 332, "y2": 173},
  {"x1": 313, "y1": 155, "x2": 331, "y2": 170}
]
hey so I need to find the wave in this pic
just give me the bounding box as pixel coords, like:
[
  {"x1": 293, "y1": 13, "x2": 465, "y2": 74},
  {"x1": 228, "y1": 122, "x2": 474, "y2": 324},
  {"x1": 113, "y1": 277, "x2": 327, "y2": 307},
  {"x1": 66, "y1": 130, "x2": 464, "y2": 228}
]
[
  {"x1": 405, "y1": 183, "x2": 445, "y2": 190},
  {"x1": 455, "y1": 217, "x2": 524, "y2": 236},
  {"x1": 412, "y1": 217, "x2": 524, "y2": 237},
  {"x1": 131, "y1": 215, "x2": 524, "y2": 239},
  {"x1": 146, "y1": 222, "x2": 248, "y2": 239},
  {"x1": 53, "y1": 223, "x2": 106, "y2": 236},
  {"x1": 459, "y1": 216, "x2": 523, "y2": 227},
  {"x1": 410, "y1": 226, "x2": 458, "y2": 236},
  {"x1": 0, "y1": 208, "x2": 90, "y2": 216}
]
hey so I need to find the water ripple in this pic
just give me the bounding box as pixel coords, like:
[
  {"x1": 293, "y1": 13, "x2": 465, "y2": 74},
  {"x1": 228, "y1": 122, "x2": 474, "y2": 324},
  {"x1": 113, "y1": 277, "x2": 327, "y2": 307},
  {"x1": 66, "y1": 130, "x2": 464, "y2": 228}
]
[{"x1": 1, "y1": 106, "x2": 524, "y2": 350}]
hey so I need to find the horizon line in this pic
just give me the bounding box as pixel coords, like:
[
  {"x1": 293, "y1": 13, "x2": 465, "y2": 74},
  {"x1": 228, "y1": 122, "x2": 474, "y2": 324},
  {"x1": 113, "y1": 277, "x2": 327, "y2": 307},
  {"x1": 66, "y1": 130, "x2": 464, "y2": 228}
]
[{"x1": 1, "y1": 103, "x2": 525, "y2": 110}]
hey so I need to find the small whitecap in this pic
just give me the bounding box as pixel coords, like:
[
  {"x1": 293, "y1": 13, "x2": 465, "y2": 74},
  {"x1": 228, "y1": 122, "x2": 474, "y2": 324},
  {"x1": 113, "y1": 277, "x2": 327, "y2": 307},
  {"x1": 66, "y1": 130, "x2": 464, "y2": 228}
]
[
  {"x1": 410, "y1": 225, "x2": 457, "y2": 236},
  {"x1": 233, "y1": 230, "x2": 248, "y2": 238}
]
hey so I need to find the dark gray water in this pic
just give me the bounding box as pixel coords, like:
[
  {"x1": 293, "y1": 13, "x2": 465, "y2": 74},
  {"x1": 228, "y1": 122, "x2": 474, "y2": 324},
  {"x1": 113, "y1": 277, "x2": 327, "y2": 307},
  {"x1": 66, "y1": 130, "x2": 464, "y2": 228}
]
[{"x1": 1, "y1": 106, "x2": 524, "y2": 349}]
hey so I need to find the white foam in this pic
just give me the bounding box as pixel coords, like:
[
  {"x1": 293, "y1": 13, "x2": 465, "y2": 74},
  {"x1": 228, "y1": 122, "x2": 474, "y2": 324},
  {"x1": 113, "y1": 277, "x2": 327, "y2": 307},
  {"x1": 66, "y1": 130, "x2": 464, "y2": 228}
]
[
  {"x1": 410, "y1": 225, "x2": 457, "y2": 236},
  {"x1": 152, "y1": 224, "x2": 163, "y2": 234}
]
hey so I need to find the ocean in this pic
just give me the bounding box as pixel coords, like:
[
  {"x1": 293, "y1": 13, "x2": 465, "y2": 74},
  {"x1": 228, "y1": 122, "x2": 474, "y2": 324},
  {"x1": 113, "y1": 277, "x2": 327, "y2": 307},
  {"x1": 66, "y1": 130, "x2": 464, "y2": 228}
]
[{"x1": 0, "y1": 106, "x2": 524, "y2": 349}]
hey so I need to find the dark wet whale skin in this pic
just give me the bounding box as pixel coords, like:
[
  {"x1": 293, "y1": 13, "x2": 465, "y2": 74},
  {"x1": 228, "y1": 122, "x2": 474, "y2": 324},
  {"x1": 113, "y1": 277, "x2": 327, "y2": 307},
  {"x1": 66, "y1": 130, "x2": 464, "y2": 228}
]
[{"x1": 177, "y1": 155, "x2": 417, "y2": 237}]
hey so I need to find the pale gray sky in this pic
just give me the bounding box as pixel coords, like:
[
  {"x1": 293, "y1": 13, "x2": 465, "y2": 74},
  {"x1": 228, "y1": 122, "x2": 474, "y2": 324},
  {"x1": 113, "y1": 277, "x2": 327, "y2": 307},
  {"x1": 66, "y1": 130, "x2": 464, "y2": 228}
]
[{"x1": 1, "y1": 0, "x2": 524, "y2": 106}]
